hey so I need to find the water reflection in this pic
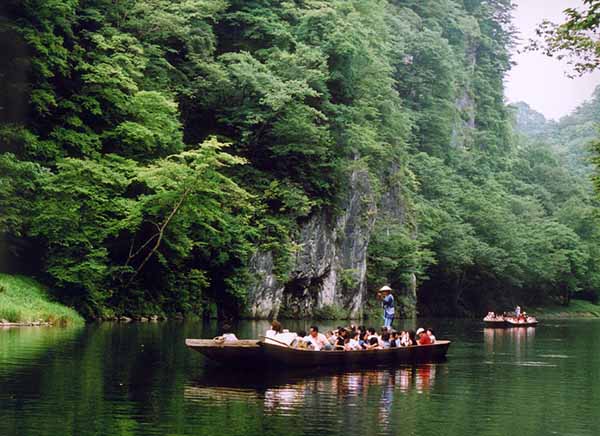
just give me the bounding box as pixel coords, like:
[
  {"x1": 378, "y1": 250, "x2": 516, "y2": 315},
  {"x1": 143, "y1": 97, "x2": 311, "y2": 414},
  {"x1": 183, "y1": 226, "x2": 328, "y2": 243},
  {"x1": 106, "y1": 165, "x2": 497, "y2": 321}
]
[
  {"x1": 3, "y1": 319, "x2": 600, "y2": 436},
  {"x1": 0, "y1": 325, "x2": 82, "y2": 375},
  {"x1": 484, "y1": 326, "x2": 535, "y2": 349},
  {"x1": 184, "y1": 364, "x2": 441, "y2": 421}
]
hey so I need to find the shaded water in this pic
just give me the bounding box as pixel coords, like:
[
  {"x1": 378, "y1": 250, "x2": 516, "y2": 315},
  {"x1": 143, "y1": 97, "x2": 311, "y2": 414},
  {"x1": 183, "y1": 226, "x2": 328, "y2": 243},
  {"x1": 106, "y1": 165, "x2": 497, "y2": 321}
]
[{"x1": 1, "y1": 319, "x2": 599, "y2": 436}]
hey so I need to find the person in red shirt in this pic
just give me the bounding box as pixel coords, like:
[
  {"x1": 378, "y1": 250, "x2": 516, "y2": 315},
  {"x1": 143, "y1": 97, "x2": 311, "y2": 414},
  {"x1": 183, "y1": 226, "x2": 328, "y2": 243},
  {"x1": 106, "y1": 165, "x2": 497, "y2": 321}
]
[{"x1": 416, "y1": 328, "x2": 432, "y2": 345}]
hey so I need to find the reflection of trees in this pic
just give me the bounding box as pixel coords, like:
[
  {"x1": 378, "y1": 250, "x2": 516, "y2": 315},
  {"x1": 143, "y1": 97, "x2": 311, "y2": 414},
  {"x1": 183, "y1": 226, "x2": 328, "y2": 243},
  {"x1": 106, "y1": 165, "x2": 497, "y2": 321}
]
[
  {"x1": 0, "y1": 322, "x2": 190, "y2": 436},
  {"x1": 0, "y1": 326, "x2": 83, "y2": 375}
]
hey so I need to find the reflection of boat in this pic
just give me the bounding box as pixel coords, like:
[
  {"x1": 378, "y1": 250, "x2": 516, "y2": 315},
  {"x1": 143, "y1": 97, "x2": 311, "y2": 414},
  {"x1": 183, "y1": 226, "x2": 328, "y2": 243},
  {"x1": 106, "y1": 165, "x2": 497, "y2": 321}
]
[
  {"x1": 484, "y1": 325, "x2": 536, "y2": 345},
  {"x1": 186, "y1": 338, "x2": 451, "y2": 367},
  {"x1": 260, "y1": 341, "x2": 451, "y2": 367},
  {"x1": 185, "y1": 364, "x2": 441, "y2": 403}
]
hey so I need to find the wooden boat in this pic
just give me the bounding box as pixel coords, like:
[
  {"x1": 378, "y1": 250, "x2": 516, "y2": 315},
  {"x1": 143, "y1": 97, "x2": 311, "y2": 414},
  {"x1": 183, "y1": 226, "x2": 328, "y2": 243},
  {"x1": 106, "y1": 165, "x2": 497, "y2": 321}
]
[
  {"x1": 483, "y1": 318, "x2": 508, "y2": 328},
  {"x1": 185, "y1": 338, "x2": 451, "y2": 367},
  {"x1": 482, "y1": 317, "x2": 539, "y2": 328},
  {"x1": 504, "y1": 318, "x2": 538, "y2": 327}
]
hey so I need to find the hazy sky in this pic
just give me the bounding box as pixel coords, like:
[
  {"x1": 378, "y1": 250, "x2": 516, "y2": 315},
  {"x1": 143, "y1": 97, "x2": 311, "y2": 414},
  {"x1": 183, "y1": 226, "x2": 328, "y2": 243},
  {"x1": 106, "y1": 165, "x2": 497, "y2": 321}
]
[{"x1": 504, "y1": 0, "x2": 600, "y2": 120}]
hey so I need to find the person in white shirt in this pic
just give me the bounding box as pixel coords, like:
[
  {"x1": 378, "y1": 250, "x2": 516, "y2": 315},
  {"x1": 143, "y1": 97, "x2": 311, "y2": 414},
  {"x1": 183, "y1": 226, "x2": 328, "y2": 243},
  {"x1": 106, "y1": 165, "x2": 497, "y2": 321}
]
[
  {"x1": 305, "y1": 325, "x2": 332, "y2": 351},
  {"x1": 219, "y1": 324, "x2": 238, "y2": 342},
  {"x1": 265, "y1": 320, "x2": 283, "y2": 338},
  {"x1": 345, "y1": 331, "x2": 361, "y2": 350}
]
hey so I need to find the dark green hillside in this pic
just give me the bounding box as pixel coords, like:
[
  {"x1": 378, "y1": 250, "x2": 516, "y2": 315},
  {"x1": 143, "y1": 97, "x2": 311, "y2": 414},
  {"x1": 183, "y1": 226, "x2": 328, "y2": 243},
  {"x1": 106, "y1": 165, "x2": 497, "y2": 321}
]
[{"x1": 1, "y1": 0, "x2": 598, "y2": 319}]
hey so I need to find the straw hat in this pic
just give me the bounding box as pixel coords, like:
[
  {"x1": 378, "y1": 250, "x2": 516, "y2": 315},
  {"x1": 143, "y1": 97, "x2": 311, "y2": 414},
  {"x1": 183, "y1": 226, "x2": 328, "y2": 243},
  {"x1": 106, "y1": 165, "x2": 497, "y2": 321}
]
[{"x1": 379, "y1": 285, "x2": 392, "y2": 292}]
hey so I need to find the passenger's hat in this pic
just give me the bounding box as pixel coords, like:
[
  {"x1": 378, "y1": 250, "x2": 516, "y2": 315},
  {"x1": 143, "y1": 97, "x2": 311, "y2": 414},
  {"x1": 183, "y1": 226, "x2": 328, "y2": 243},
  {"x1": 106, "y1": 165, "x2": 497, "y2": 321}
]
[
  {"x1": 416, "y1": 328, "x2": 425, "y2": 335},
  {"x1": 379, "y1": 285, "x2": 392, "y2": 292}
]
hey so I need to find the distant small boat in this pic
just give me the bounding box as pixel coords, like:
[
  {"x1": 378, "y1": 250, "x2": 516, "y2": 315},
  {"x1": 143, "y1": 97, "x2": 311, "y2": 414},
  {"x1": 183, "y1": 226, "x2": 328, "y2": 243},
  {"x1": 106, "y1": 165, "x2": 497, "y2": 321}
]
[
  {"x1": 483, "y1": 318, "x2": 508, "y2": 328},
  {"x1": 483, "y1": 314, "x2": 538, "y2": 328},
  {"x1": 504, "y1": 318, "x2": 538, "y2": 327},
  {"x1": 185, "y1": 338, "x2": 451, "y2": 367}
]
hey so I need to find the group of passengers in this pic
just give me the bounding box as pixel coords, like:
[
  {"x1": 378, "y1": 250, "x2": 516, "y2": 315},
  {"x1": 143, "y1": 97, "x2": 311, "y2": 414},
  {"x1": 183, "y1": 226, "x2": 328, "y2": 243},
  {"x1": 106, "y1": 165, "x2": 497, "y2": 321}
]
[
  {"x1": 484, "y1": 305, "x2": 537, "y2": 323},
  {"x1": 266, "y1": 321, "x2": 436, "y2": 351}
]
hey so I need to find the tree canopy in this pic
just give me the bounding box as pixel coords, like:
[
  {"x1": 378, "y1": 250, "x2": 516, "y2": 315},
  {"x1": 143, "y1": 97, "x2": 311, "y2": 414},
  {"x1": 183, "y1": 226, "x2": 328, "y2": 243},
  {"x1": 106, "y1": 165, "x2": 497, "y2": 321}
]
[{"x1": 1, "y1": 0, "x2": 598, "y2": 319}]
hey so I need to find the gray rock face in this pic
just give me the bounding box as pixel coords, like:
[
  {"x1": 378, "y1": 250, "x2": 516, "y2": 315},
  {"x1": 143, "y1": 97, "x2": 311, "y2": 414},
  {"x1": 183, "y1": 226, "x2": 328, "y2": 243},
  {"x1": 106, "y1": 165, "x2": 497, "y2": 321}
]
[
  {"x1": 247, "y1": 167, "x2": 376, "y2": 319},
  {"x1": 373, "y1": 165, "x2": 417, "y2": 318}
]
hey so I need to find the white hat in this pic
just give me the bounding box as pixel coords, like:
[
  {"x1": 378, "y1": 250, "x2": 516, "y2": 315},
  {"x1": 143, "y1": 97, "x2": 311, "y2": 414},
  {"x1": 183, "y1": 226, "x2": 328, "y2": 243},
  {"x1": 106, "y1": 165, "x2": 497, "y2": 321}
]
[
  {"x1": 416, "y1": 328, "x2": 425, "y2": 335},
  {"x1": 379, "y1": 285, "x2": 392, "y2": 292}
]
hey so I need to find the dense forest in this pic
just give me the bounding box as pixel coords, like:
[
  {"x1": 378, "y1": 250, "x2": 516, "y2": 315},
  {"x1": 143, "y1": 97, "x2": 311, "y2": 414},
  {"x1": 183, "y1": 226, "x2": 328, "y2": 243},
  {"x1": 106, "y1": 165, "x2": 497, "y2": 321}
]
[{"x1": 1, "y1": 0, "x2": 599, "y2": 320}]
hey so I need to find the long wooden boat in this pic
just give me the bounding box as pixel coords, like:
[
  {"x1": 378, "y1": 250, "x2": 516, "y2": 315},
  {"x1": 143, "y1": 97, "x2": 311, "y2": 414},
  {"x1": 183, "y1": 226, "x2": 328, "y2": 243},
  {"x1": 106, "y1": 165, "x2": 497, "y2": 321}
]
[{"x1": 186, "y1": 338, "x2": 451, "y2": 367}]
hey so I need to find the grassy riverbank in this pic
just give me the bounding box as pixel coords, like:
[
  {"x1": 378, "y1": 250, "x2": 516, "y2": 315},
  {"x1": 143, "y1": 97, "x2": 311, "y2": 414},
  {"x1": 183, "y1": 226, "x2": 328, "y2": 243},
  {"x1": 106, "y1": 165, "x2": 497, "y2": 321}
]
[
  {"x1": 0, "y1": 274, "x2": 84, "y2": 325},
  {"x1": 531, "y1": 300, "x2": 600, "y2": 319}
]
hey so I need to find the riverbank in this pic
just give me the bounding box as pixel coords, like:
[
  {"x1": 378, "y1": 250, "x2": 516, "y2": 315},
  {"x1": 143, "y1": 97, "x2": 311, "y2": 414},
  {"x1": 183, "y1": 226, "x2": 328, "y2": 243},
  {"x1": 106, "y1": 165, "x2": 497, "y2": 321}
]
[
  {"x1": 0, "y1": 274, "x2": 84, "y2": 326},
  {"x1": 532, "y1": 300, "x2": 600, "y2": 319}
]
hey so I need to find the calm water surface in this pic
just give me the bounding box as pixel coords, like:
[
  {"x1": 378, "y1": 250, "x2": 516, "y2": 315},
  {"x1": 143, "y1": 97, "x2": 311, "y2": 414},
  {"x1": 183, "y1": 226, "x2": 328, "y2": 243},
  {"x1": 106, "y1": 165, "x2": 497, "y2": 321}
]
[{"x1": 1, "y1": 319, "x2": 599, "y2": 436}]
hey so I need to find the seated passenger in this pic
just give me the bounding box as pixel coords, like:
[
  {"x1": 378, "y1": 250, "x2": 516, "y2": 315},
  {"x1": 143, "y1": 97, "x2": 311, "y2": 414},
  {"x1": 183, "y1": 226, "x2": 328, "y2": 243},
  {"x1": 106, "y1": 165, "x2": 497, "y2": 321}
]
[
  {"x1": 346, "y1": 331, "x2": 361, "y2": 350},
  {"x1": 359, "y1": 331, "x2": 369, "y2": 349},
  {"x1": 265, "y1": 320, "x2": 297, "y2": 346},
  {"x1": 390, "y1": 331, "x2": 399, "y2": 348},
  {"x1": 366, "y1": 336, "x2": 380, "y2": 350},
  {"x1": 327, "y1": 330, "x2": 338, "y2": 346},
  {"x1": 220, "y1": 324, "x2": 238, "y2": 342},
  {"x1": 400, "y1": 331, "x2": 412, "y2": 347},
  {"x1": 266, "y1": 320, "x2": 283, "y2": 338},
  {"x1": 335, "y1": 328, "x2": 348, "y2": 349},
  {"x1": 426, "y1": 328, "x2": 436, "y2": 343},
  {"x1": 381, "y1": 332, "x2": 391, "y2": 349},
  {"x1": 294, "y1": 330, "x2": 308, "y2": 348},
  {"x1": 416, "y1": 328, "x2": 432, "y2": 345},
  {"x1": 366, "y1": 327, "x2": 378, "y2": 340},
  {"x1": 305, "y1": 325, "x2": 331, "y2": 351},
  {"x1": 408, "y1": 330, "x2": 417, "y2": 345}
]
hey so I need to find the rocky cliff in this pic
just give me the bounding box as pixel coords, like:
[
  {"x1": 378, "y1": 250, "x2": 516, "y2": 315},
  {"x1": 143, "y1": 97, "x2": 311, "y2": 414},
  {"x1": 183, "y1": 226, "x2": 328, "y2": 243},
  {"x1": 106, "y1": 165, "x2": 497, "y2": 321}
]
[
  {"x1": 246, "y1": 162, "x2": 418, "y2": 320},
  {"x1": 247, "y1": 167, "x2": 377, "y2": 319}
]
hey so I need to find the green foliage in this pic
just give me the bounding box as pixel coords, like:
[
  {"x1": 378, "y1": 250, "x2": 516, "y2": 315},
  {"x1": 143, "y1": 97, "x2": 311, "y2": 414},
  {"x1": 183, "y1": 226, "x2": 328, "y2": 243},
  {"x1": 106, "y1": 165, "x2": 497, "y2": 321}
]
[
  {"x1": 531, "y1": 0, "x2": 600, "y2": 76},
  {"x1": 0, "y1": 273, "x2": 84, "y2": 325},
  {"x1": 339, "y1": 269, "x2": 360, "y2": 291},
  {"x1": 2, "y1": 0, "x2": 599, "y2": 321},
  {"x1": 368, "y1": 223, "x2": 431, "y2": 291},
  {"x1": 311, "y1": 304, "x2": 350, "y2": 321}
]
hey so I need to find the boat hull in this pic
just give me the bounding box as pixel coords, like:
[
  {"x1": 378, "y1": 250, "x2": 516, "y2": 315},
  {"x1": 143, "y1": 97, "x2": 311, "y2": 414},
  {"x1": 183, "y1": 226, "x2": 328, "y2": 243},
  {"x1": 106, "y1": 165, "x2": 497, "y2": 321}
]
[
  {"x1": 186, "y1": 339, "x2": 451, "y2": 368},
  {"x1": 483, "y1": 320, "x2": 509, "y2": 328},
  {"x1": 260, "y1": 341, "x2": 451, "y2": 368},
  {"x1": 505, "y1": 320, "x2": 538, "y2": 327}
]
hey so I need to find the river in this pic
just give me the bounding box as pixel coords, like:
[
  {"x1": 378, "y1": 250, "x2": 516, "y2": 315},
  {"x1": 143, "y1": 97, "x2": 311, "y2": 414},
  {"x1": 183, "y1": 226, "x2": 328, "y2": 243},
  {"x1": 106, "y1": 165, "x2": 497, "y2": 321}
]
[{"x1": 1, "y1": 318, "x2": 599, "y2": 436}]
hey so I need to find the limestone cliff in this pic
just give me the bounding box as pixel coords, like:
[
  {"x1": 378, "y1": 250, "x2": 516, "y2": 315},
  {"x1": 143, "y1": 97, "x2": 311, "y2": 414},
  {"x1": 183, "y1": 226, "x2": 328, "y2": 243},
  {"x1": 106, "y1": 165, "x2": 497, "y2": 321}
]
[{"x1": 247, "y1": 167, "x2": 376, "y2": 319}]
